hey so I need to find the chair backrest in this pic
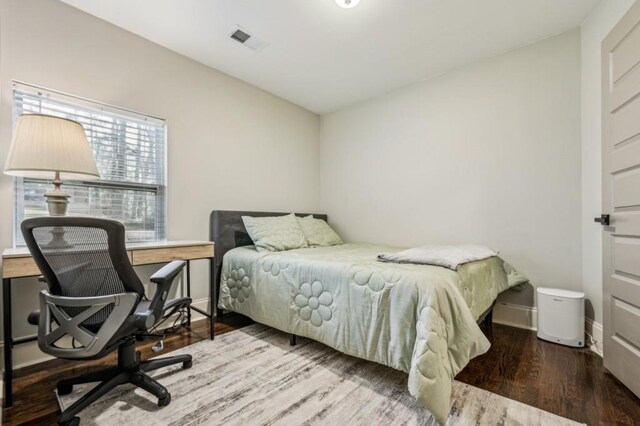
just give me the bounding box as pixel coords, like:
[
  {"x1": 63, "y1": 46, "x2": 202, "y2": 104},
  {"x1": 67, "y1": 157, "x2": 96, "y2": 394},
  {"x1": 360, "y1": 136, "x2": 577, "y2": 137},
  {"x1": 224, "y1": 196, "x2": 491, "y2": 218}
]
[{"x1": 21, "y1": 216, "x2": 145, "y2": 329}]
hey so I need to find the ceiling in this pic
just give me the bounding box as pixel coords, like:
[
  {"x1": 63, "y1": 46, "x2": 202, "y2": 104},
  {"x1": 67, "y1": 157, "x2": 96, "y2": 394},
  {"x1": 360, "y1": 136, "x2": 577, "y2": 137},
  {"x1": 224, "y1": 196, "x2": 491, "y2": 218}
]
[{"x1": 59, "y1": 0, "x2": 599, "y2": 114}]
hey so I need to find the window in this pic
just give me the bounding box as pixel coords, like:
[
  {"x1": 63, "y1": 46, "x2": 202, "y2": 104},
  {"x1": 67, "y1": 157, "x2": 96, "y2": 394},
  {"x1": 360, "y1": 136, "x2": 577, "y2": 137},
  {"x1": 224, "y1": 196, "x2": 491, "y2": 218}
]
[{"x1": 12, "y1": 82, "x2": 167, "y2": 245}]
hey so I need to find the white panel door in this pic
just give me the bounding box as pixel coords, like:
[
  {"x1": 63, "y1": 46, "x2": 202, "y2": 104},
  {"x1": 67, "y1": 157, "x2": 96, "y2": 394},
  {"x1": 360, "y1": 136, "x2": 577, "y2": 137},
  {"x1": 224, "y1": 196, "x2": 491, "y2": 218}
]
[{"x1": 602, "y1": 0, "x2": 640, "y2": 398}]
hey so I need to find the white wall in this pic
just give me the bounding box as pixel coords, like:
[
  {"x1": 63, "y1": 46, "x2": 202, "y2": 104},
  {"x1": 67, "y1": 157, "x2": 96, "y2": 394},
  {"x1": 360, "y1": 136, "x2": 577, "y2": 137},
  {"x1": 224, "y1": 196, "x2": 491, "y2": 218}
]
[
  {"x1": 320, "y1": 30, "x2": 582, "y2": 307},
  {"x1": 580, "y1": 0, "x2": 635, "y2": 324},
  {"x1": 0, "y1": 0, "x2": 319, "y2": 357}
]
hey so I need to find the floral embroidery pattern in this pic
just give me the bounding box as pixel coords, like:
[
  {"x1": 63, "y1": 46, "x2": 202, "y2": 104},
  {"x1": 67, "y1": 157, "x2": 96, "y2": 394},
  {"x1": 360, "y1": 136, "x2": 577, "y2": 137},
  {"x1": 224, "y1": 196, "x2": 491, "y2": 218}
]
[
  {"x1": 351, "y1": 268, "x2": 401, "y2": 292},
  {"x1": 294, "y1": 281, "x2": 333, "y2": 326},
  {"x1": 263, "y1": 258, "x2": 289, "y2": 276},
  {"x1": 227, "y1": 268, "x2": 250, "y2": 302}
]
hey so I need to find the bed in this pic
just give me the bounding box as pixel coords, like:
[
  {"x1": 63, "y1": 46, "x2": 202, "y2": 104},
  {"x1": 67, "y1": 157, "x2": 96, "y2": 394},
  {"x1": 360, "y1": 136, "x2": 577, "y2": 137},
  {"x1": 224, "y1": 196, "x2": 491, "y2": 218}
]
[{"x1": 209, "y1": 210, "x2": 526, "y2": 424}]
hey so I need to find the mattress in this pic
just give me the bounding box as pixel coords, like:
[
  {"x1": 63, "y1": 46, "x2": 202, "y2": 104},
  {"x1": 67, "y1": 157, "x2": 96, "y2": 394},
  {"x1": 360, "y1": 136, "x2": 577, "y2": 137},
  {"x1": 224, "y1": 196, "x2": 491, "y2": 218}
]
[{"x1": 218, "y1": 243, "x2": 525, "y2": 424}]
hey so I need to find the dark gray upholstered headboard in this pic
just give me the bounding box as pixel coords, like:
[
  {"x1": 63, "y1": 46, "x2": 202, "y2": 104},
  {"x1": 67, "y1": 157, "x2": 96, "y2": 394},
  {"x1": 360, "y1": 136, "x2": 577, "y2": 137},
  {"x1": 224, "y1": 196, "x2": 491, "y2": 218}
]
[{"x1": 209, "y1": 210, "x2": 328, "y2": 315}]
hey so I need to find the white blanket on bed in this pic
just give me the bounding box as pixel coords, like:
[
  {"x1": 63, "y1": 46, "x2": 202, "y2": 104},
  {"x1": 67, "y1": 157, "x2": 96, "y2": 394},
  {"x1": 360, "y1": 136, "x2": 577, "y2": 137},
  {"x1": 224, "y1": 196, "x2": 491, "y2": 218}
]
[{"x1": 377, "y1": 244, "x2": 498, "y2": 270}]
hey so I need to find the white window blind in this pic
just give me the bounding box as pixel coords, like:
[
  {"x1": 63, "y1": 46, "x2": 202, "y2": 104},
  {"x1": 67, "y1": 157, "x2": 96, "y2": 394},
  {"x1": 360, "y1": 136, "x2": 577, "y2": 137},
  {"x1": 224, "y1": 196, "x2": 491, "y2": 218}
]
[{"x1": 12, "y1": 82, "x2": 167, "y2": 245}]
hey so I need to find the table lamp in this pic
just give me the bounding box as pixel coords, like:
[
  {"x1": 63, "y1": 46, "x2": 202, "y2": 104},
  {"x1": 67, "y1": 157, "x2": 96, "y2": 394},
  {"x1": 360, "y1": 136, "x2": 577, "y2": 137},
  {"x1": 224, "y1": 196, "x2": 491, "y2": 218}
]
[{"x1": 4, "y1": 113, "x2": 100, "y2": 216}]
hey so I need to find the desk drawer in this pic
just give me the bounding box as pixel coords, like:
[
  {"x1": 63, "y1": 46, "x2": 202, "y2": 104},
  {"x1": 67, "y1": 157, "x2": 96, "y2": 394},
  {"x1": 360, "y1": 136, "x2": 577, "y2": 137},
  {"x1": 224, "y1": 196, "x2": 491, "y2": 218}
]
[
  {"x1": 2, "y1": 257, "x2": 41, "y2": 279},
  {"x1": 131, "y1": 244, "x2": 213, "y2": 265}
]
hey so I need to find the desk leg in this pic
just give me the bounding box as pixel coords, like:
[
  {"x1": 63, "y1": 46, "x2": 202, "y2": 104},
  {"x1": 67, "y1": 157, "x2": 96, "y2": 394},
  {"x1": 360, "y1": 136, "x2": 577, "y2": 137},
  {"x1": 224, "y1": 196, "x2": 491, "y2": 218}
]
[
  {"x1": 185, "y1": 260, "x2": 191, "y2": 326},
  {"x1": 214, "y1": 257, "x2": 218, "y2": 340},
  {"x1": 3, "y1": 278, "x2": 13, "y2": 407}
]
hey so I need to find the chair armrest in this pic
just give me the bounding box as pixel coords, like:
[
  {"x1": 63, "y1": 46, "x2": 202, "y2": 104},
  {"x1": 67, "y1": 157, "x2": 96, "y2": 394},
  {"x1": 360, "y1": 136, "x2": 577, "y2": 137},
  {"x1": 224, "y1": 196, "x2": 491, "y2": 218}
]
[
  {"x1": 137, "y1": 261, "x2": 187, "y2": 328},
  {"x1": 150, "y1": 260, "x2": 186, "y2": 286}
]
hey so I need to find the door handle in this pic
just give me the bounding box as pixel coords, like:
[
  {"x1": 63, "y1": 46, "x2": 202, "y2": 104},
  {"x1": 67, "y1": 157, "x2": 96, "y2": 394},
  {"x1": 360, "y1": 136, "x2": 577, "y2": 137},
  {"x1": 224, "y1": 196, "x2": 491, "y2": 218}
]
[{"x1": 594, "y1": 214, "x2": 610, "y2": 226}]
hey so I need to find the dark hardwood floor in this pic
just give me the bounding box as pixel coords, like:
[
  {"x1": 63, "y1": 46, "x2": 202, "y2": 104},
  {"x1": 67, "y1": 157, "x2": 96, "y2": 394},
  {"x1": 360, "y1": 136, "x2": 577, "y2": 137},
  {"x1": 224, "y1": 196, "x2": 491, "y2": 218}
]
[
  {"x1": 458, "y1": 323, "x2": 640, "y2": 426},
  {"x1": 3, "y1": 317, "x2": 639, "y2": 425}
]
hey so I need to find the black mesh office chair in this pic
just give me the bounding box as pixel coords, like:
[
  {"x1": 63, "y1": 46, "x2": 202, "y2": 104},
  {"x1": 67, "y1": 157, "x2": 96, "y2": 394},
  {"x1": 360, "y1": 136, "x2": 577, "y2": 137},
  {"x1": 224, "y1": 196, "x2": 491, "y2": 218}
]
[{"x1": 21, "y1": 217, "x2": 193, "y2": 426}]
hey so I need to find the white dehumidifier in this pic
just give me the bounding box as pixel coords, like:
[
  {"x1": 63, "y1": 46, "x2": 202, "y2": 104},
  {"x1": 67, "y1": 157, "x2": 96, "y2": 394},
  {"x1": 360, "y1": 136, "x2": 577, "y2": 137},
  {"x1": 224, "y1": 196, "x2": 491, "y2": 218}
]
[{"x1": 536, "y1": 287, "x2": 585, "y2": 347}]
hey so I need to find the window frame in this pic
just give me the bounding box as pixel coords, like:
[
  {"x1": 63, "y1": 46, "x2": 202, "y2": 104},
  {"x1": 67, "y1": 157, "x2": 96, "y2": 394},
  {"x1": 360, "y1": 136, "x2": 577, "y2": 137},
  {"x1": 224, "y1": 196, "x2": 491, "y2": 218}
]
[{"x1": 11, "y1": 81, "x2": 168, "y2": 247}]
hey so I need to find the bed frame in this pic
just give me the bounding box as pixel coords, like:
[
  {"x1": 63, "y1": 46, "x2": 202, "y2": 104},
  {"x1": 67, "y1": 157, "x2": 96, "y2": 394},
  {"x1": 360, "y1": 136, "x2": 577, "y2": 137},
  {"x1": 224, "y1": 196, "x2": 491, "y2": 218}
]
[
  {"x1": 478, "y1": 301, "x2": 496, "y2": 328},
  {"x1": 208, "y1": 209, "x2": 494, "y2": 332}
]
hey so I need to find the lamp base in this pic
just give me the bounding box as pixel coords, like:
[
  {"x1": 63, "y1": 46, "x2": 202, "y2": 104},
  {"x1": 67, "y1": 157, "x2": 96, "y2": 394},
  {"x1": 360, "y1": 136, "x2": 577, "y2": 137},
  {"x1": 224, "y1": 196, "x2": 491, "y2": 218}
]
[{"x1": 44, "y1": 172, "x2": 70, "y2": 216}]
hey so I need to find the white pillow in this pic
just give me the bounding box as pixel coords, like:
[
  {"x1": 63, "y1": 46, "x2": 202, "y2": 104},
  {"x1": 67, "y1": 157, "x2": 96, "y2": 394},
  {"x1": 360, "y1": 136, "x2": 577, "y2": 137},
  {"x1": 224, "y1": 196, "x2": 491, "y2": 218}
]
[
  {"x1": 298, "y1": 215, "x2": 343, "y2": 247},
  {"x1": 242, "y1": 213, "x2": 309, "y2": 252}
]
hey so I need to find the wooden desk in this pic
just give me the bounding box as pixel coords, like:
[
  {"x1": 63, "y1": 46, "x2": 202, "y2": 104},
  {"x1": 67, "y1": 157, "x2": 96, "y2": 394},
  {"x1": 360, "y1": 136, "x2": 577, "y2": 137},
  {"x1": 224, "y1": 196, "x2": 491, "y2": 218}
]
[{"x1": 2, "y1": 240, "x2": 214, "y2": 408}]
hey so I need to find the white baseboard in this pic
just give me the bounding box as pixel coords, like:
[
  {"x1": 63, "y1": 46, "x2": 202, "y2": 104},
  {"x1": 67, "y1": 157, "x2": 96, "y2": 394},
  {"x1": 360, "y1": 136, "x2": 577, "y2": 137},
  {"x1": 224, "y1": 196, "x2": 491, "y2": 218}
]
[
  {"x1": 585, "y1": 318, "x2": 603, "y2": 356},
  {"x1": 493, "y1": 302, "x2": 538, "y2": 330},
  {"x1": 492, "y1": 302, "x2": 603, "y2": 357},
  {"x1": 0, "y1": 298, "x2": 210, "y2": 370}
]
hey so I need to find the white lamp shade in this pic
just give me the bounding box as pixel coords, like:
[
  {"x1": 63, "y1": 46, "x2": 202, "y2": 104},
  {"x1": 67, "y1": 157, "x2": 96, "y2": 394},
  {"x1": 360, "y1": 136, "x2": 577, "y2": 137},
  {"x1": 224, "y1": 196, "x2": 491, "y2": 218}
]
[{"x1": 4, "y1": 113, "x2": 100, "y2": 180}]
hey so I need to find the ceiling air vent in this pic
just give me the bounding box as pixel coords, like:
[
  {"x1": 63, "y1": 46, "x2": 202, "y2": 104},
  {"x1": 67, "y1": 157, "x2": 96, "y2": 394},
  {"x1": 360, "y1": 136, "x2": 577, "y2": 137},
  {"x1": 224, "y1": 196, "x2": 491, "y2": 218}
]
[
  {"x1": 231, "y1": 28, "x2": 251, "y2": 44},
  {"x1": 229, "y1": 26, "x2": 268, "y2": 52}
]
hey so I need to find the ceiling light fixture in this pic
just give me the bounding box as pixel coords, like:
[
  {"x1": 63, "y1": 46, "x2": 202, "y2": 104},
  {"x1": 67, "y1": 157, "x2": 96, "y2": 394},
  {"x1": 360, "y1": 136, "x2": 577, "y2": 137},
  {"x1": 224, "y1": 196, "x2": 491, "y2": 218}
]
[{"x1": 335, "y1": 0, "x2": 360, "y2": 9}]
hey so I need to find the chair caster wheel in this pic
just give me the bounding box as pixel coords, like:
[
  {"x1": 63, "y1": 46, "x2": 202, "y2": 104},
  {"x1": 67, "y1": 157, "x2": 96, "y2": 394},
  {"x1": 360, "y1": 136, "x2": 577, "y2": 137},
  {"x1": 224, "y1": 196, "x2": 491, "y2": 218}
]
[
  {"x1": 57, "y1": 383, "x2": 73, "y2": 396},
  {"x1": 59, "y1": 416, "x2": 80, "y2": 426},
  {"x1": 183, "y1": 360, "x2": 192, "y2": 369},
  {"x1": 158, "y1": 393, "x2": 171, "y2": 407}
]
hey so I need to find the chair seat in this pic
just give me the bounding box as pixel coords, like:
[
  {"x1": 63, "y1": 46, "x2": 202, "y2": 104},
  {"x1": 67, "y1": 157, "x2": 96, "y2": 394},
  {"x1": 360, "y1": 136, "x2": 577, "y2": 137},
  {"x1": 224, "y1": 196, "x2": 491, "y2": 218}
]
[
  {"x1": 27, "y1": 297, "x2": 192, "y2": 329},
  {"x1": 135, "y1": 297, "x2": 192, "y2": 318}
]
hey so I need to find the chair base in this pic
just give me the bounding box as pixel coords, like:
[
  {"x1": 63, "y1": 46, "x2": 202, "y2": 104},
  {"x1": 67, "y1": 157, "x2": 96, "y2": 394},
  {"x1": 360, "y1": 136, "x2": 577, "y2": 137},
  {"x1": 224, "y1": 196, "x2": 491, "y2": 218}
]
[{"x1": 56, "y1": 339, "x2": 192, "y2": 425}]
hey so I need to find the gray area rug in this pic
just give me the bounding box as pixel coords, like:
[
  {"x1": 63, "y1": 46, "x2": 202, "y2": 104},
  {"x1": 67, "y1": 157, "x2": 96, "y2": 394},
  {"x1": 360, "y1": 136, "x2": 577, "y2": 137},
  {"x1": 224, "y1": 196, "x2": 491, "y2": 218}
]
[{"x1": 60, "y1": 324, "x2": 582, "y2": 425}]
